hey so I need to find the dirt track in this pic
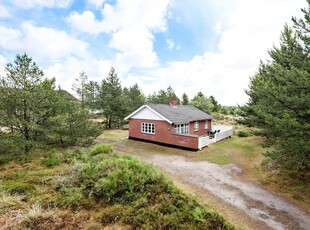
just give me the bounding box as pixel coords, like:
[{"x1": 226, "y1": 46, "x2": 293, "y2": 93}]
[{"x1": 137, "y1": 154, "x2": 310, "y2": 230}]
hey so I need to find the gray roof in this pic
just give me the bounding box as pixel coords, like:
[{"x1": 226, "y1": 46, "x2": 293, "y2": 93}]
[{"x1": 147, "y1": 103, "x2": 212, "y2": 124}]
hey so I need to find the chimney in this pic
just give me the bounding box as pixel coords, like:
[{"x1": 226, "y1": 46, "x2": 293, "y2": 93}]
[{"x1": 170, "y1": 99, "x2": 177, "y2": 107}]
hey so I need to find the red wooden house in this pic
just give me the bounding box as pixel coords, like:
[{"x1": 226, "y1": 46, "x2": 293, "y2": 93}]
[{"x1": 124, "y1": 100, "x2": 212, "y2": 150}]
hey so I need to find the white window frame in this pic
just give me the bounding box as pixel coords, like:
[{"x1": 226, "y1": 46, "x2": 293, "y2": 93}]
[
  {"x1": 141, "y1": 122, "x2": 155, "y2": 134},
  {"x1": 194, "y1": 121, "x2": 199, "y2": 131},
  {"x1": 205, "y1": 120, "x2": 209, "y2": 130},
  {"x1": 174, "y1": 123, "x2": 189, "y2": 134}
]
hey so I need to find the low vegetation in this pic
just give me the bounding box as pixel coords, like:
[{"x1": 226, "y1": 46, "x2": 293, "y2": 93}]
[
  {"x1": 236, "y1": 130, "x2": 249, "y2": 138},
  {"x1": 0, "y1": 144, "x2": 234, "y2": 229}
]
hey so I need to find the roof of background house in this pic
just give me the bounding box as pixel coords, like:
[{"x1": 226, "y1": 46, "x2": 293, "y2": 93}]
[
  {"x1": 57, "y1": 90, "x2": 79, "y2": 102},
  {"x1": 125, "y1": 103, "x2": 212, "y2": 124},
  {"x1": 0, "y1": 87, "x2": 78, "y2": 102}
]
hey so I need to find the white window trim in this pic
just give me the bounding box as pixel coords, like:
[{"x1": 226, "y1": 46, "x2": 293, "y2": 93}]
[
  {"x1": 174, "y1": 123, "x2": 189, "y2": 134},
  {"x1": 204, "y1": 120, "x2": 208, "y2": 130},
  {"x1": 194, "y1": 121, "x2": 199, "y2": 131},
  {"x1": 141, "y1": 122, "x2": 155, "y2": 134}
]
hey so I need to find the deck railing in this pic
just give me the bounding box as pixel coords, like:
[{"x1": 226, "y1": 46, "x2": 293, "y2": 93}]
[
  {"x1": 198, "y1": 135, "x2": 210, "y2": 150},
  {"x1": 214, "y1": 127, "x2": 233, "y2": 142}
]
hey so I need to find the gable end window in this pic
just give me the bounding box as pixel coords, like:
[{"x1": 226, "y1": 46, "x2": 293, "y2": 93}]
[
  {"x1": 141, "y1": 122, "x2": 155, "y2": 134},
  {"x1": 194, "y1": 121, "x2": 199, "y2": 131}
]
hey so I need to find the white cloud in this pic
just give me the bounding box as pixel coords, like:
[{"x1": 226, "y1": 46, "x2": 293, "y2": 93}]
[
  {"x1": 166, "y1": 39, "x2": 174, "y2": 50},
  {"x1": 66, "y1": 0, "x2": 171, "y2": 70},
  {"x1": 110, "y1": 27, "x2": 159, "y2": 71},
  {"x1": 0, "y1": 4, "x2": 11, "y2": 17},
  {"x1": 0, "y1": 26, "x2": 22, "y2": 50},
  {"x1": 45, "y1": 56, "x2": 112, "y2": 94},
  {"x1": 0, "y1": 21, "x2": 89, "y2": 62},
  {"x1": 214, "y1": 22, "x2": 222, "y2": 34},
  {"x1": 100, "y1": 0, "x2": 169, "y2": 33},
  {"x1": 86, "y1": 0, "x2": 106, "y2": 9},
  {"x1": 12, "y1": 0, "x2": 73, "y2": 8},
  {"x1": 67, "y1": 0, "x2": 170, "y2": 34},
  {"x1": 166, "y1": 39, "x2": 181, "y2": 51},
  {"x1": 66, "y1": 10, "x2": 104, "y2": 35}
]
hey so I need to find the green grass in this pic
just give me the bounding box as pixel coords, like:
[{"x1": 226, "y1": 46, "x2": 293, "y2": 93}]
[
  {"x1": 89, "y1": 144, "x2": 113, "y2": 156},
  {"x1": 2, "y1": 181, "x2": 37, "y2": 195},
  {"x1": 99, "y1": 130, "x2": 128, "y2": 140},
  {"x1": 191, "y1": 135, "x2": 265, "y2": 166},
  {"x1": 41, "y1": 149, "x2": 62, "y2": 167}
]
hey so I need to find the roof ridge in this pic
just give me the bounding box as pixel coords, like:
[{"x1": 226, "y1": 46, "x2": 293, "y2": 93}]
[{"x1": 146, "y1": 103, "x2": 212, "y2": 124}]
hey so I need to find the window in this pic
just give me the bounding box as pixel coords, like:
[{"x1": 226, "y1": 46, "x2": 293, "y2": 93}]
[
  {"x1": 205, "y1": 120, "x2": 209, "y2": 130},
  {"x1": 174, "y1": 123, "x2": 189, "y2": 134},
  {"x1": 194, "y1": 121, "x2": 199, "y2": 131},
  {"x1": 141, "y1": 122, "x2": 155, "y2": 134}
]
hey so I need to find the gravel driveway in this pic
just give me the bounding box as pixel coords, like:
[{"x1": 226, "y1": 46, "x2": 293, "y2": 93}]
[{"x1": 138, "y1": 154, "x2": 310, "y2": 230}]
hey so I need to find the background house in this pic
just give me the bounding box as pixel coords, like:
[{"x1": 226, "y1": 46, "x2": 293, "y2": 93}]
[{"x1": 125, "y1": 100, "x2": 213, "y2": 150}]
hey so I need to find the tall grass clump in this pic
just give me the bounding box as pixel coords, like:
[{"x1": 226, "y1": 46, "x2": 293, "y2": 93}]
[
  {"x1": 42, "y1": 149, "x2": 62, "y2": 167},
  {"x1": 0, "y1": 188, "x2": 25, "y2": 208},
  {"x1": 89, "y1": 144, "x2": 113, "y2": 156},
  {"x1": 3, "y1": 181, "x2": 36, "y2": 195},
  {"x1": 58, "y1": 144, "x2": 234, "y2": 229}
]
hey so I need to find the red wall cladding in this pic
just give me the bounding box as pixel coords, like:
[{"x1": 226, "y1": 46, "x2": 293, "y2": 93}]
[{"x1": 128, "y1": 119, "x2": 199, "y2": 149}]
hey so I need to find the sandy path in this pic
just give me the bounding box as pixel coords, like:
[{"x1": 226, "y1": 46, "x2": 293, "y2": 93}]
[{"x1": 137, "y1": 154, "x2": 310, "y2": 230}]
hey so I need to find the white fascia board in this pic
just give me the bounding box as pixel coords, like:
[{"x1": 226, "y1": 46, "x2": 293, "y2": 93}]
[
  {"x1": 145, "y1": 105, "x2": 173, "y2": 124},
  {"x1": 124, "y1": 105, "x2": 147, "y2": 120},
  {"x1": 124, "y1": 104, "x2": 173, "y2": 124}
]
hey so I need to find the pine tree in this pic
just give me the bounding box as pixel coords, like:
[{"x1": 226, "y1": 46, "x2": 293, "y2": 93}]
[
  {"x1": 0, "y1": 53, "x2": 58, "y2": 152},
  {"x1": 98, "y1": 67, "x2": 123, "y2": 129},
  {"x1": 0, "y1": 54, "x2": 100, "y2": 152},
  {"x1": 72, "y1": 71, "x2": 88, "y2": 109},
  {"x1": 123, "y1": 83, "x2": 145, "y2": 114},
  {"x1": 243, "y1": 6, "x2": 310, "y2": 171},
  {"x1": 147, "y1": 86, "x2": 179, "y2": 104},
  {"x1": 182, "y1": 93, "x2": 189, "y2": 105},
  {"x1": 84, "y1": 80, "x2": 99, "y2": 111},
  {"x1": 209, "y1": 95, "x2": 220, "y2": 112},
  {"x1": 48, "y1": 91, "x2": 100, "y2": 146},
  {"x1": 190, "y1": 92, "x2": 214, "y2": 114}
]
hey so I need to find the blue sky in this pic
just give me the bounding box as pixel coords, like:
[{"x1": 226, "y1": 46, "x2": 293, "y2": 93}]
[{"x1": 0, "y1": 0, "x2": 307, "y2": 105}]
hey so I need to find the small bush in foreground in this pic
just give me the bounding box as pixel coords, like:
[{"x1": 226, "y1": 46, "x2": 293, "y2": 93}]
[
  {"x1": 237, "y1": 130, "x2": 249, "y2": 137},
  {"x1": 89, "y1": 144, "x2": 113, "y2": 156}
]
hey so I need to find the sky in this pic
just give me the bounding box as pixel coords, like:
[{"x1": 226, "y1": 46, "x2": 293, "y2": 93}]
[{"x1": 0, "y1": 0, "x2": 307, "y2": 105}]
